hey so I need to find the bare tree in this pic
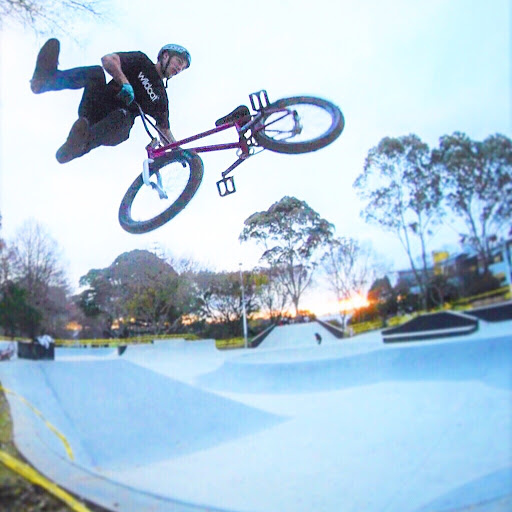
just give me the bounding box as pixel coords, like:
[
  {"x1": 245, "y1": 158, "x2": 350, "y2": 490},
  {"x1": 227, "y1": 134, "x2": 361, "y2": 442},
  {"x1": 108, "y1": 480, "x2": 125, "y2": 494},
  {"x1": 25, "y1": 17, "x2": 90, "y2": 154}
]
[
  {"x1": 0, "y1": 0, "x2": 106, "y2": 33},
  {"x1": 0, "y1": 214, "x2": 8, "y2": 285},
  {"x1": 254, "y1": 265, "x2": 291, "y2": 321},
  {"x1": 193, "y1": 270, "x2": 259, "y2": 336},
  {"x1": 9, "y1": 219, "x2": 70, "y2": 337},
  {"x1": 322, "y1": 237, "x2": 380, "y2": 326}
]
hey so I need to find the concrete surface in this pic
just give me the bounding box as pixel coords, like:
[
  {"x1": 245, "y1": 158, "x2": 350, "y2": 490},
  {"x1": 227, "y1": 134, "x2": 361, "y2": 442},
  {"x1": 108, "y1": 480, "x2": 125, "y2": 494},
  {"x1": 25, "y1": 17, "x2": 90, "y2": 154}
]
[{"x1": 0, "y1": 321, "x2": 511, "y2": 512}]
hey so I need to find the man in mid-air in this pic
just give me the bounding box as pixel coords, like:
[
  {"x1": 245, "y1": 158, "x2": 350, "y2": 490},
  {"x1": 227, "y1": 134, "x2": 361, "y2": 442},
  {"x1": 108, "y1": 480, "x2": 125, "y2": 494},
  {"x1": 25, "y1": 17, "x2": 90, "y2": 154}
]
[{"x1": 31, "y1": 38, "x2": 191, "y2": 163}]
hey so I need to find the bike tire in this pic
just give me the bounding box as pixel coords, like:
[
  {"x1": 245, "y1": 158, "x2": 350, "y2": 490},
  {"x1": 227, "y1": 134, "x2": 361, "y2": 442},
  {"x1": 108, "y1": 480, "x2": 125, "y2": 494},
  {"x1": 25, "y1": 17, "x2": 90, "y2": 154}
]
[
  {"x1": 119, "y1": 150, "x2": 204, "y2": 234},
  {"x1": 253, "y1": 96, "x2": 344, "y2": 154}
]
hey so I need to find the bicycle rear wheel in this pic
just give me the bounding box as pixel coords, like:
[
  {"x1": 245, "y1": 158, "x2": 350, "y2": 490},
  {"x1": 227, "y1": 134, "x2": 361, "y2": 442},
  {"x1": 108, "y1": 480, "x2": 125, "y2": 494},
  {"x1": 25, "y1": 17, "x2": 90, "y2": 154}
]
[
  {"x1": 119, "y1": 150, "x2": 204, "y2": 234},
  {"x1": 253, "y1": 96, "x2": 344, "y2": 154}
]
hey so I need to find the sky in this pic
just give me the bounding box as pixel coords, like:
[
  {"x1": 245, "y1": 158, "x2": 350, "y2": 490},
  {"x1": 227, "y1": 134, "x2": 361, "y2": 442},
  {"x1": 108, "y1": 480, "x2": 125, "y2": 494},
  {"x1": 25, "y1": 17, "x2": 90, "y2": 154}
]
[{"x1": 0, "y1": 0, "x2": 510, "y2": 314}]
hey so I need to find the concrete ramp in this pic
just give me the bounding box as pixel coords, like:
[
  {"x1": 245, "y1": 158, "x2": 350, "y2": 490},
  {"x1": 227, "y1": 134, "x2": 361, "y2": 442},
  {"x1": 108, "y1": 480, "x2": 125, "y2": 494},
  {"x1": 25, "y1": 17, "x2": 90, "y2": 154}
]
[
  {"x1": 0, "y1": 321, "x2": 511, "y2": 512},
  {"x1": 258, "y1": 322, "x2": 341, "y2": 349}
]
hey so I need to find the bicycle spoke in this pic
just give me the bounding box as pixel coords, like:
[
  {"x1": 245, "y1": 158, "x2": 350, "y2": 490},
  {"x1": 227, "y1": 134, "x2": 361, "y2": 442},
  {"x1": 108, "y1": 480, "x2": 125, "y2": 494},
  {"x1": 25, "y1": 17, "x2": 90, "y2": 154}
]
[
  {"x1": 260, "y1": 104, "x2": 334, "y2": 143},
  {"x1": 130, "y1": 161, "x2": 192, "y2": 222}
]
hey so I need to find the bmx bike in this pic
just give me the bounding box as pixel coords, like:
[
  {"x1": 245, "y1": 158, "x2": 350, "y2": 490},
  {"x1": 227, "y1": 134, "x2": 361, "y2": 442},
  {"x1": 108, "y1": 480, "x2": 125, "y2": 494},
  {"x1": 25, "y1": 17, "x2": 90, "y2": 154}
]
[{"x1": 118, "y1": 90, "x2": 344, "y2": 234}]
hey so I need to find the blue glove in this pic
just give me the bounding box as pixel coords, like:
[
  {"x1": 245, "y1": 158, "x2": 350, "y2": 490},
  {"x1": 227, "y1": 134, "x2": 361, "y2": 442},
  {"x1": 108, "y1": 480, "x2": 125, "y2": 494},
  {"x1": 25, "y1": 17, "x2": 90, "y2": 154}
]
[{"x1": 117, "y1": 83, "x2": 135, "y2": 105}]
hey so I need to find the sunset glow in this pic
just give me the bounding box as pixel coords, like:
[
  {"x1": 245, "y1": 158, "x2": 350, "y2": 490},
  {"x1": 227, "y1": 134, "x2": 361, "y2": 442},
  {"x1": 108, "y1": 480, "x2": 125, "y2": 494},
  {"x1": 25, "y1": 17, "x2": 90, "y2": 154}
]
[
  {"x1": 300, "y1": 293, "x2": 370, "y2": 317},
  {"x1": 338, "y1": 294, "x2": 370, "y2": 312}
]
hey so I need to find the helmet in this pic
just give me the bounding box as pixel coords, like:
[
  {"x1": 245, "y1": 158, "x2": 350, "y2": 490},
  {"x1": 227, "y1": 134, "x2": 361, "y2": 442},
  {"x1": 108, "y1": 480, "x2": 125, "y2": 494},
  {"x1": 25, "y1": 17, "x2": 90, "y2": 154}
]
[{"x1": 158, "y1": 44, "x2": 191, "y2": 68}]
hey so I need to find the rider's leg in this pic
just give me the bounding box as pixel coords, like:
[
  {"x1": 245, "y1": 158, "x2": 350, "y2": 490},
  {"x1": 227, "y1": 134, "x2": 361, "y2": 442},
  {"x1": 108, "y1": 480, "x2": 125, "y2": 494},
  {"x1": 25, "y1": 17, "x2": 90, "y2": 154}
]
[
  {"x1": 32, "y1": 64, "x2": 106, "y2": 95},
  {"x1": 31, "y1": 38, "x2": 107, "y2": 96},
  {"x1": 56, "y1": 109, "x2": 135, "y2": 164},
  {"x1": 55, "y1": 118, "x2": 90, "y2": 164},
  {"x1": 86, "y1": 108, "x2": 135, "y2": 149}
]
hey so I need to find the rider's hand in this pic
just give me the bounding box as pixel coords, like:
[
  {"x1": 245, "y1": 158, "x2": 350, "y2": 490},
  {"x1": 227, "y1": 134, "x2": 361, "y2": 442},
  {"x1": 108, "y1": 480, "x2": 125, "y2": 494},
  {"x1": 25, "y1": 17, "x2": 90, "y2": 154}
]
[{"x1": 117, "y1": 83, "x2": 135, "y2": 105}]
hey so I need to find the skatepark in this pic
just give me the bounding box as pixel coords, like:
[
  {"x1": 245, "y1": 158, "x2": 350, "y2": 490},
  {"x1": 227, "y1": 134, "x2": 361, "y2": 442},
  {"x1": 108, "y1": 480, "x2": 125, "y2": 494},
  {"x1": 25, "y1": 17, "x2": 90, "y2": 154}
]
[{"x1": 0, "y1": 309, "x2": 511, "y2": 512}]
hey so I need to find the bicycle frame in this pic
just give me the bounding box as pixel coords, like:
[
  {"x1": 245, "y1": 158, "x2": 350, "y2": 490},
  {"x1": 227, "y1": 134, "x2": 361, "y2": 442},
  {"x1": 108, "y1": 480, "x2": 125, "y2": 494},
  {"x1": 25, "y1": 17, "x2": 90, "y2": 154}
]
[
  {"x1": 147, "y1": 119, "x2": 253, "y2": 160},
  {"x1": 137, "y1": 90, "x2": 277, "y2": 197}
]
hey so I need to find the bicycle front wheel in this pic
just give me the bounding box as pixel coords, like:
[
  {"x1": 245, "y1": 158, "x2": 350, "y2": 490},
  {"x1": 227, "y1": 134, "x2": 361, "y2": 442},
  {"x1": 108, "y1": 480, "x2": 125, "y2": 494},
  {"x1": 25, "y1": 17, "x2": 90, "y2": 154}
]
[
  {"x1": 119, "y1": 150, "x2": 204, "y2": 234},
  {"x1": 253, "y1": 96, "x2": 344, "y2": 154}
]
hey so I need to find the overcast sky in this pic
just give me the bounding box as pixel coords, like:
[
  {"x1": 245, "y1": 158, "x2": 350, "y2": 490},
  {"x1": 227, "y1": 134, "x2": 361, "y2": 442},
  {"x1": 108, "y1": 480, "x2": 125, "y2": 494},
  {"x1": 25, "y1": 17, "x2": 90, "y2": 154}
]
[{"x1": 0, "y1": 0, "x2": 510, "y2": 313}]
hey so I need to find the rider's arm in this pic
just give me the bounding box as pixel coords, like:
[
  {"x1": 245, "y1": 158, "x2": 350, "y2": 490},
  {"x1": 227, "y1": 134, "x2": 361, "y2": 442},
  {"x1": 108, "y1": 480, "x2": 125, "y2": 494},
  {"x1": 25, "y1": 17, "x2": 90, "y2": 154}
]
[{"x1": 101, "y1": 53, "x2": 130, "y2": 86}]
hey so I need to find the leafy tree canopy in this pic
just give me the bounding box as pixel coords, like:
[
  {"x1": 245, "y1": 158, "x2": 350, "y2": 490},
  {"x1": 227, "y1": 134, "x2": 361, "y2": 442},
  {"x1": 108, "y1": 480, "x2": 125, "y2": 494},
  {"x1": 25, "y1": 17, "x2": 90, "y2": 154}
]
[
  {"x1": 433, "y1": 132, "x2": 512, "y2": 270},
  {"x1": 240, "y1": 196, "x2": 334, "y2": 314}
]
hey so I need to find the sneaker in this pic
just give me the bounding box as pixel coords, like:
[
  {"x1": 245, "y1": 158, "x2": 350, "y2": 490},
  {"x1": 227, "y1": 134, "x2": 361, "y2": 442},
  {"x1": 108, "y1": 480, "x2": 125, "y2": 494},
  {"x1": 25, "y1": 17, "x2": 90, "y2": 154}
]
[
  {"x1": 31, "y1": 38, "x2": 60, "y2": 94},
  {"x1": 56, "y1": 118, "x2": 89, "y2": 164}
]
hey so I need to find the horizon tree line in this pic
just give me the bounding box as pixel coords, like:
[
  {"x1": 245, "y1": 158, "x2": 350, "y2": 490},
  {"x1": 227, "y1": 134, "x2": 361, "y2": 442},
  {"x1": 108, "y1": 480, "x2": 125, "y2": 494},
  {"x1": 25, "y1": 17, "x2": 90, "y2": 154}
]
[{"x1": 1, "y1": 131, "x2": 511, "y2": 339}]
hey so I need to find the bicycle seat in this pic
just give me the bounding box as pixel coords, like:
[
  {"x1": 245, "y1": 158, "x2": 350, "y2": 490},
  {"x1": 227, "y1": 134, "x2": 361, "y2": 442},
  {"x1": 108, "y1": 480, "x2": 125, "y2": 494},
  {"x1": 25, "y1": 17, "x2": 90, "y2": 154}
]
[{"x1": 215, "y1": 105, "x2": 251, "y2": 126}]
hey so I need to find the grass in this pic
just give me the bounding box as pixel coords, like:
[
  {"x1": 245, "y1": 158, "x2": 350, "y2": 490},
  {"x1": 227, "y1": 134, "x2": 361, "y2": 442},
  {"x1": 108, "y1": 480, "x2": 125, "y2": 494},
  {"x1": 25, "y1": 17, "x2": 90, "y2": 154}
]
[{"x1": 215, "y1": 337, "x2": 248, "y2": 349}]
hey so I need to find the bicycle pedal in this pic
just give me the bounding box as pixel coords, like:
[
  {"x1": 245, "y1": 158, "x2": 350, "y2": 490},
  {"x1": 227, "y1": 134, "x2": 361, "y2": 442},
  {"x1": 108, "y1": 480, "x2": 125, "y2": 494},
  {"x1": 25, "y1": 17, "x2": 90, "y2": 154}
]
[
  {"x1": 249, "y1": 90, "x2": 270, "y2": 111},
  {"x1": 216, "y1": 176, "x2": 236, "y2": 197}
]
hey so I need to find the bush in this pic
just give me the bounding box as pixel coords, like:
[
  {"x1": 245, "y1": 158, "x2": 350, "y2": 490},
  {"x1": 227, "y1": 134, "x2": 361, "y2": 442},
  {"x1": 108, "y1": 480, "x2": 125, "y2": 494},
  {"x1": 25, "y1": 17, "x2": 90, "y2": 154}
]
[{"x1": 467, "y1": 272, "x2": 502, "y2": 296}]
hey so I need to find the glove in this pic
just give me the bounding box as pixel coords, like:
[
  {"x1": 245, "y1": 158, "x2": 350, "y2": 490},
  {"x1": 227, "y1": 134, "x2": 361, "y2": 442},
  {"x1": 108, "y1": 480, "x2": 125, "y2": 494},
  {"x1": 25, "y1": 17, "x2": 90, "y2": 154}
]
[{"x1": 117, "y1": 83, "x2": 135, "y2": 105}]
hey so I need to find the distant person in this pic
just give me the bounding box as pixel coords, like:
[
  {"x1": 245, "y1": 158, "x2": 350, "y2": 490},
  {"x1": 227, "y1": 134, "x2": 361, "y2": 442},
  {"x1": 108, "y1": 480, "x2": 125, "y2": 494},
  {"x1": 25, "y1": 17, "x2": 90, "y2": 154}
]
[
  {"x1": 315, "y1": 332, "x2": 322, "y2": 345},
  {"x1": 30, "y1": 38, "x2": 191, "y2": 163}
]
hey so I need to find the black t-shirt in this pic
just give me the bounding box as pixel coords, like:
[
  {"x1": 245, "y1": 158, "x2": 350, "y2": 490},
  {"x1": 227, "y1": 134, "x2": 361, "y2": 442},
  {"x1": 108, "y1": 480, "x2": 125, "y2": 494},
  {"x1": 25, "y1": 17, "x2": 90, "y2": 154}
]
[{"x1": 107, "y1": 51, "x2": 170, "y2": 129}]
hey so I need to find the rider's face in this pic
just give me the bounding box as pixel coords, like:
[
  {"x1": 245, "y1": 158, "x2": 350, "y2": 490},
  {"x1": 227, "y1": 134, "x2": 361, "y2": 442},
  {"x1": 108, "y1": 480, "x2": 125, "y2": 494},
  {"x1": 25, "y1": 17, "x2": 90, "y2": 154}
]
[{"x1": 165, "y1": 55, "x2": 187, "y2": 78}]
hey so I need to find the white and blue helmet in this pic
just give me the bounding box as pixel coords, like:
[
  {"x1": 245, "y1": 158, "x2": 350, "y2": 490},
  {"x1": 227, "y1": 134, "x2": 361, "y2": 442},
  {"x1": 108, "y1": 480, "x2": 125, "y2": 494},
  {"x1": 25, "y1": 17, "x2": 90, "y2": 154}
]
[{"x1": 158, "y1": 44, "x2": 191, "y2": 68}]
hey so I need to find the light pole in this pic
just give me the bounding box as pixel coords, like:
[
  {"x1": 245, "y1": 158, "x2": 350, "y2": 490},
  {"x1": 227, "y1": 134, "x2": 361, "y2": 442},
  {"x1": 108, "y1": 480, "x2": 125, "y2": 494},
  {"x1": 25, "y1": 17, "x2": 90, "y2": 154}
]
[{"x1": 239, "y1": 263, "x2": 248, "y2": 349}]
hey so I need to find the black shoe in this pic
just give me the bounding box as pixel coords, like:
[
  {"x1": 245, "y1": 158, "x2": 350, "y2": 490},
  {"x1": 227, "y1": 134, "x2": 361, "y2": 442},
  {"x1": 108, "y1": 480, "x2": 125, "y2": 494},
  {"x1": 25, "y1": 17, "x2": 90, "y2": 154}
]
[
  {"x1": 215, "y1": 105, "x2": 251, "y2": 127},
  {"x1": 56, "y1": 118, "x2": 89, "y2": 164},
  {"x1": 31, "y1": 38, "x2": 60, "y2": 94}
]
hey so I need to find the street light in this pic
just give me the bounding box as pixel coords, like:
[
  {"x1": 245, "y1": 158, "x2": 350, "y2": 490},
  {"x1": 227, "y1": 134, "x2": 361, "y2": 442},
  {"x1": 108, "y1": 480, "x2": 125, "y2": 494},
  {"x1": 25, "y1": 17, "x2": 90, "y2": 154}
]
[{"x1": 239, "y1": 263, "x2": 248, "y2": 349}]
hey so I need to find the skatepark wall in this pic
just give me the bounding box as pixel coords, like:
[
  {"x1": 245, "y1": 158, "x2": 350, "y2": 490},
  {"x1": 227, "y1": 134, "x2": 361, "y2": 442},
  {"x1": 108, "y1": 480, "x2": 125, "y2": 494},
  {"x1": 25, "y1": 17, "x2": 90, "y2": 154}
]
[
  {"x1": 17, "y1": 340, "x2": 55, "y2": 360},
  {"x1": 315, "y1": 319, "x2": 344, "y2": 339},
  {"x1": 382, "y1": 301, "x2": 512, "y2": 343},
  {"x1": 250, "y1": 324, "x2": 277, "y2": 348}
]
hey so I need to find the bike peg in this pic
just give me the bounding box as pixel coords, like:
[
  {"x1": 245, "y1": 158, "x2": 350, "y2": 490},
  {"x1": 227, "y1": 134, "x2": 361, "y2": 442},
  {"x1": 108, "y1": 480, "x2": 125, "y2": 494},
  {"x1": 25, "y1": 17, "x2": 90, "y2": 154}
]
[{"x1": 216, "y1": 176, "x2": 236, "y2": 197}]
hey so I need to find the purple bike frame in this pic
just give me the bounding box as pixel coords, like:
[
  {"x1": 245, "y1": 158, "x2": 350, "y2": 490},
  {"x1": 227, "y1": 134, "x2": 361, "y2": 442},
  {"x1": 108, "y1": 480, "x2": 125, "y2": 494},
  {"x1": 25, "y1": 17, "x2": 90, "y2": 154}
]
[{"x1": 146, "y1": 119, "x2": 252, "y2": 160}]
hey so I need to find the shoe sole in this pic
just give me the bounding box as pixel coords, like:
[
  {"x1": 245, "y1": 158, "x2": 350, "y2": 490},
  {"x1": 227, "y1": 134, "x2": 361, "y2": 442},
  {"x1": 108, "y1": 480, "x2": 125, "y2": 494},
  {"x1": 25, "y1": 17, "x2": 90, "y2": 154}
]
[{"x1": 31, "y1": 38, "x2": 60, "y2": 93}]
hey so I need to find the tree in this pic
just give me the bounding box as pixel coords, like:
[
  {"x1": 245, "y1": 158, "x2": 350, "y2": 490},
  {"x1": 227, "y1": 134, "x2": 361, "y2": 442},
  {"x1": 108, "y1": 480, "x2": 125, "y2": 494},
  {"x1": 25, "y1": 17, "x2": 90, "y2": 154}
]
[
  {"x1": 434, "y1": 132, "x2": 512, "y2": 273},
  {"x1": 354, "y1": 135, "x2": 443, "y2": 309},
  {"x1": 193, "y1": 270, "x2": 259, "y2": 337},
  {"x1": 322, "y1": 237, "x2": 379, "y2": 326},
  {"x1": 0, "y1": 281, "x2": 41, "y2": 338},
  {"x1": 0, "y1": 0, "x2": 106, "y2": 33},
  {"x1": 367, "y1": 276, "x2": 397, "y2": 325},
  {"x1": 0, "y1": 213, "x2": 8, "y2": 285},
  {"x1": 253, "y1": 265, "x2": 290, "y2": 321},
  {"x1": 9, "y1": 220, "x2": 69, "y2": 337},
  {"x1": 125, "y1": 272, "x2": 182, "y2": 334},
  {"x1": 78, "y1": 249, "x2": 189, "y2": 336},
  {"x1": 240, "y1": 196, "x2": 334, "y2": 315}
]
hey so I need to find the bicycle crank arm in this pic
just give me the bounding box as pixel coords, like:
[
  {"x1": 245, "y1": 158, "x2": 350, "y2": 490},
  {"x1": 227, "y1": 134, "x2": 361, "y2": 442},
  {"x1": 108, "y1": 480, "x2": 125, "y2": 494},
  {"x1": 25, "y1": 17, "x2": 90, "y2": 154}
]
[{"x1": 215, "y1": 156, "x2": 248, "y2": 197}]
